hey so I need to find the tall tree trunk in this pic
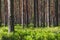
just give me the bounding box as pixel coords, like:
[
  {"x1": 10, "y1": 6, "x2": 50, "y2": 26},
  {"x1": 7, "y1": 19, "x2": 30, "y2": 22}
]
[
  {"x1": 23, "y1": 0, "x2": 27, "y2": 27},
  {"x1": 41, "y1": 0, "x2": 45, "y2": 27},
  {"x1": 22, "y1": 0, "x2": 24, "y2": 27},
  {"x1": 8, "y1": 0, "x2": 14, "y2": 32},
  {"x1": 58, "y1": 0, "x2": 60, "y2": 25},
  {"x1": 0, "y1": 0, "x2": 2, "y2": 26},
  {"x1": 41, "y1": 0, "x2": 43, "y2": 27},
  {"x1": 30, "y1": 0, "x2": 34, "y2": 26},
  {"x1": 19, "y1": 0, "x2": 21, "y2": 25},
  {"x1": 43, "y1": 0, "x2": 45, "y2": 27},
  {"x1": 39, "y1": 0, "x2": 42, "y2": 27},
  {"x1": 4, "y1": 0, "x2": 8, "y2": 26},
  {"x1": 26, "y1": 0, "x2": 31, "y2": 27},
  {"x1": 1, "y1": 0, "x2": 5, "y2": 25},
  {"x1": 48, "y1": 0, "x2": 51, "y2": 27},
  {"x1": 55, "y1": 0, "x2": 58, "y2": 26},
  {"x1": 37, "y1": 0, "x2": 39, "y2": 27},
  {"x1": 26, "y1": 0, "x2": 29, "y2": 27},
  {"x1": 19, "y1": 0, "x2": 23, "y2": 26},
  {"x1": 46, "y1": 0, "x2": 50, "y2": 27},
  {"x1": 34, "y1": 0, "x2": 37, "y2": 27},
  {"x1": 10, "y1": 0, "x2": 14, "y2": 31}
]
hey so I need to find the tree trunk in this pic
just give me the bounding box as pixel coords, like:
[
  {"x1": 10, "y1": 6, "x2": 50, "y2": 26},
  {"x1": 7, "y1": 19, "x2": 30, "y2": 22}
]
[
  {"x1": 0, "y1": 0, "x2": 2, "y2": 26},
  {"x1": 46, "y1": 0, "x2": 50, "y2": 27},
  {"x1": 8, "y1": 0, "x2": 14, "y2": 32},
  {"x1": 26, "y1": 0, "x2": 29, "y2": 27},
  {"x1": 19, "y1": 0, "x2": 23, "y2": 27},
  {"x1": 4, "y1": 0, "x2": 8, "y2": 26},
  {"x1": 23, "y1": 0, "x2": 26, "y2": 27},
  {"x1": 55, "y1": 0, "x2": 58, "y2": 26},
  {"x1": 37, "y1": 0, "x2": 39, "y2": 27},
  {"x1": 41, "y1": 0, "x2": 45, "y2": 27},
  {"x1": 34, "y1": 0, "x2": 37, "y2": 27}
]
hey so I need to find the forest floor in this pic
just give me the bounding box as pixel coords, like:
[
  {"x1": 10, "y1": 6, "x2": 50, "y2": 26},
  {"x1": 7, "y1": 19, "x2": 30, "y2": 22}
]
[{"x1": 0, "y1": 26, "x2": 60, "y2": 40}]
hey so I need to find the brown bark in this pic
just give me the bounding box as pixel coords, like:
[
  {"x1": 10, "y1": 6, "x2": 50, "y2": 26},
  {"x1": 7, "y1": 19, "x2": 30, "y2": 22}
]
[{"x1": 0, "y1": 0, "x2": 2, "y2": 26}]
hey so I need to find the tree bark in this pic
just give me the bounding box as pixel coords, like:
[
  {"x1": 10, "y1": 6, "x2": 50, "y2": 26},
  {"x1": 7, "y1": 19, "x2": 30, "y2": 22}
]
[
  {"x1": 34, "y1": 0, "x2": 37, "y2": 27},
  {"x1": 0, "y1": 0, "x2": 2, "y2": 26},
  {"x1": 55, "y1": 0, "x2": 58, "y2": 26},
  {"x1": 8, "y1": 0, "x2": 14, "y2": 32},
  {"x1": 46, "y1": 0, "x2": 50, "y2": 27},
  {"x1": 37, "y1": 0, "x2": 39, "y2": 27}
]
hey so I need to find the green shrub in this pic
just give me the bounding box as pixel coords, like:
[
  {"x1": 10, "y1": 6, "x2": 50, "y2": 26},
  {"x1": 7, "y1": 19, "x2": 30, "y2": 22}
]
[
  {"x1": 57, "y1": 33, "x2": 60, "y2": 40},
  {"x1": 1, "y1": 33, "x2": 21, "y2": 40},
  {"x1": 0, "y1": 26, "x2": 60, "y2": 40}
]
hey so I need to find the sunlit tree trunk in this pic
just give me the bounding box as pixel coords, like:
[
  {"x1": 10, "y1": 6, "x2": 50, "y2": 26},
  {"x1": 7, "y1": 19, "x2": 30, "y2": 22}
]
[
  {"x1": 46, "y1": 0, "x2": 50, "y2": 27},
  {"x1": 19, "y1": 0, "x2": 24, "y2": 27},
  {"x1": 22, "y1": 0, "x2": 24, "y2": 27},
  {"x1": 8, "y1": 0, "x2": 14, "y2": 32}
]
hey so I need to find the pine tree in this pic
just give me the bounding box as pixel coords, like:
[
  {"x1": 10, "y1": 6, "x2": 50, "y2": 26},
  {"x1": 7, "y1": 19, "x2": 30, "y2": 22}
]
[
  {"x1": 8, "y1": 0, "x2": 14, "y2": 32},
  {"x1": 0, "y1": 0, "x2": 2, "y2": 26},
  {"x1": 34, "y1": 0, "x2": 37, "y2": 27},
  {"x1": 55, "y1": 0, "x2": 58, "y2": 26}
]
